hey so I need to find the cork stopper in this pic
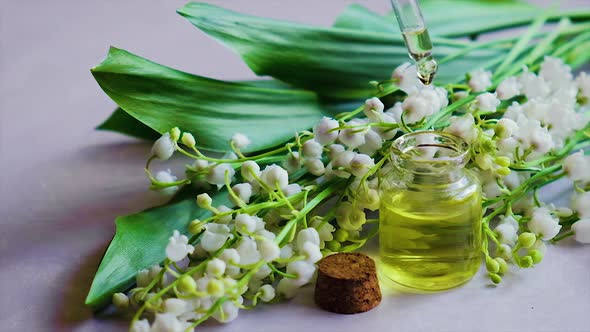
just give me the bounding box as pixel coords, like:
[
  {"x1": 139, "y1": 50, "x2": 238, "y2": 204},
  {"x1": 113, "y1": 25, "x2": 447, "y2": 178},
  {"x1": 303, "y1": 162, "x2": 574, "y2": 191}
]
[{"x1": 314, "y1": 253, "x2": 381, "y2": 314}]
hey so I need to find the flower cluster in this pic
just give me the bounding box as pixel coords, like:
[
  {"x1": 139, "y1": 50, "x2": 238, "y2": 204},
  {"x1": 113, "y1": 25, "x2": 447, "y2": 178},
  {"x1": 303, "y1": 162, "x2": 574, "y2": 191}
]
[{"x1": 117, "y1": 56, "x2": 589, "y2": 329}]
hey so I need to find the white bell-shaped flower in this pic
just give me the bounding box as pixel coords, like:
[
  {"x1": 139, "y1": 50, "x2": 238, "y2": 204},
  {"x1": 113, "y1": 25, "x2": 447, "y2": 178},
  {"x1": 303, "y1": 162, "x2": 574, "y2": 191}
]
[
  {"x1": 572, "y1": 218, "x2": 590, "y2": 243},
  {"x1": 231, "y1": 133, "x2": 251, "y2": 149},
  {"x1": 528, "y1": 207, "x2": 561, "y2": 240},
  {"x1": 468, "y1": 69, "x2": 492, "y2": 92},
  {"x1": 166, "y1": 230, "x2": 194, "y2": 262},
  {"x1": 313, "y1": 117, "x2": 340, "y2": 146},
  {"x1": 200, "y1": 224, "x2": 231, "y2": 252},
  {"x1": 151, "y1": 132, "x2": 175, "y2": 160}
]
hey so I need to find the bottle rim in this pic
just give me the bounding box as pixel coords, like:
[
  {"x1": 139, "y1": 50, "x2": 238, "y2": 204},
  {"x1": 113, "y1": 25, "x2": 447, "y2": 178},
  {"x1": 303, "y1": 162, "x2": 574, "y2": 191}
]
[{"x1": 391, "y1": 130, "x2": 469, "y2": 168}]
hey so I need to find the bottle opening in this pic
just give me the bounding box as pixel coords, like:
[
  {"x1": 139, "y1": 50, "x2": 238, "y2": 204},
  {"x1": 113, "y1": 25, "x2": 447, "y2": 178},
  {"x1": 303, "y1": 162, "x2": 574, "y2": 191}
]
[{"x1": 391, "y1": 131, "x2": 469, "y2": 172}]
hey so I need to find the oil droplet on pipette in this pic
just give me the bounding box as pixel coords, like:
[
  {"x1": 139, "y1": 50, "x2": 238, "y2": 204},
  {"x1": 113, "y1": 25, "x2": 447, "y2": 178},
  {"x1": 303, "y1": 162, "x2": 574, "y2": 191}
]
[{"x1": 402, "y1": 27, "x2": 438, "y2": 85}]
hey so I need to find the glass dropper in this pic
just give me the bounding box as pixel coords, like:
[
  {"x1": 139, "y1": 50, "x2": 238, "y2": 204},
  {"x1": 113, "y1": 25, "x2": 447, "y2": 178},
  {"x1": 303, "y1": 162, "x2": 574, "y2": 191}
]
[{"x1": 390, "y1": 0, "x2": 438, "y2": 85}]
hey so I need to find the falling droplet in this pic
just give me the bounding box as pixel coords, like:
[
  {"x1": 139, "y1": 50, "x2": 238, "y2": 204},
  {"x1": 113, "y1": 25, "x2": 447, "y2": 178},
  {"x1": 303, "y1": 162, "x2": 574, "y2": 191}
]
[{"x1": 417, "y1": 57, "x2": 437, "y2": 85}]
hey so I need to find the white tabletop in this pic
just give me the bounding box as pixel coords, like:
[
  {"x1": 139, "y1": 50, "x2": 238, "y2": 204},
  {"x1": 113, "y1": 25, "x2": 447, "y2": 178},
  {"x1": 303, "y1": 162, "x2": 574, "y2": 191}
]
[{"x1": 1, "y1": 1, "x2": 589, "y2": 331}]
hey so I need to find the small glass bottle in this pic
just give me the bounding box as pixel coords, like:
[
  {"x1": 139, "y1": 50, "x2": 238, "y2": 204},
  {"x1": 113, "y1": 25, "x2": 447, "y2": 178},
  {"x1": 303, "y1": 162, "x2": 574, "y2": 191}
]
[{"x1": 379, "y1": 131, "x2": 482, "y2": 291}]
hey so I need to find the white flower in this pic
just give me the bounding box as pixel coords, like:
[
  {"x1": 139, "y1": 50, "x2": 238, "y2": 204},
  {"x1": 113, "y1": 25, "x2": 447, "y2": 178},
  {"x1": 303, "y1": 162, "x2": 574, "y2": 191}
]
[
  {"x1": 191, "y1": 159, "x2": 209, "y2": 171},
  {"x1": 212, "y1": 298, "x2": 241, "y2": 323},
  {"x1": 259, "y1": 284, "x2": 275, "y2": 302},
  {"x1": 331, "y1": 150, "x2": 355, "y2": 178},
  {"x1": 327, "y1": 144, "x2": 345, "y2": 160},
  {"x1": 231, "y1": 183, "x2": 253, "y2": 204},
  {"x1": 576, "y1": 72, "x2": 590, "y2": 104},
  {"x1": 260, "y1": 164, "x2": 289, "y2": 190},
  {"x1": 530, "y1": 239, "x2": 547, "y2": 254},
  {"x1": 112, "y1": 292, "x2": 129, "y2": 310},
  {"x1": 235, "y1": 214, "x2": 257, "y2": 234},
  {"x1": 496, "y1": 76, "x2": 521, "y2": 100},
  {"x1": 311, "y1": 218, "x2": 335, "y2": 247},
  {"x1": 241, "y1": 160, "x2": 261, "y2": 182},
  {"x1": 495, "y1": 118, "x2": 518, "y2": 139},
  {"x1": 201, "y1": 223, "x2": 231, "y2": 252},
  {"x1": 154, "y1": 169, "x2": 179, "y2": 196},
  {"x1": 358, "y1": 129, "x2": 383, "y2": 156},
  {"x1": 336, "y1": 202, "x2": 367, "y2": 230},
  {"x1": 215, "y1": 205, "x2": 233, "y2": 224},
  {"x1": 444, "y1": 114, "x2": 478, "y2": 144},
  {"x1": 196, "y1": 193, "x2": 212, "y2": 208},
  {"x1": 130, "y1": 319, "x2": 151, "y2": 332},
  {"x1": 468, "y1": 69, "x2": 492, "y2": 92},
  {"x1": 528, "y1": 207, "x2": 561, "y2": 240},
  {"x1": 151, "y1": 132, "x2": 175, "y2": 160},
  {"x1": 574, "y1": 192, "x2": 590, "y2": 218},
  {"x1": 181, "y1": 132, "x2": 196, "y2": 148},
  {"x1": 297, "y1": 227, "x2": 320, "y2": 249},
  {"x1": 357, "y1": 188, "x2": 380, "y2": 211},
  {"x1": 572, "y1": 218, "x2": 590, "y2": 243},
  {"x1": 206, "y1": 258, "x2": 226, "y2": 277},
  {"x1": 516, "y1": 117, "x2": 554, "y2": 154},
  {"x1": 495, "y1": 243, "x2": 513, "y2": 260},
  {"x1": 363, "y1": 97, "x2": 384, "y2": 122},
  {"x1": 166, "y1": 230, "x2": 194, "y2": 262},
  {"x1": 302, "y1": 139, "x2": 323, "y2": 159},
  {"x1": 300, "y1": 242, "x2": 322, "y2": 263},
  {"x1": 304, "y1": 158, "x2": 325, "y2": 176},
  {"x1": 402, "y1": 88, "x2": 440, "y2": 123},
  {"x1": 231, "y1": 133, "x2": 251, "y2": 149},
  {"x1": 163, "y1": 298, "x2": 188, "y2": 316},
  {"x1": 475, "y1": 92, "x2": 500, "y2": 112},
  {"x1": 494, "y1": 223, "x2": 518, "y2": 245},
  {"x1": 564, "y1": 151, "x2": 590, "y2": 182},
  {"x1": 276, "y1": 277, "x2": 300, "y2": 299},
  {"x1": 338, "y1": 119, "x2": 367, "y2": 148},
  {"x1": 283, "y1": 152, "x2": 301, "y2": 173},
  {"x1": 136, "y1": 269, "x2": 150, "y2": 288},
  {"x1": 349, "y1": 153, "x2": 375, "y2": 178},
  {"x1": 206, "y1": 163, "x2": 235, "y2": 186},
  {"x1": 519, "y1": 69, "x2": 550, "y2": 99},
  {"x1": 282, "y1": 183, "x2": 302, "y2": 197},
  {"x1": 258, "y1": 238, "x2": 280, "y2": 262},
  {"x1": 236, "y1": 236, "x2": 261, "y2": 265},
  {"x1": 313, "y1": 117, "x2": 340, "y2": 146},
  {"x1": 287, "y1": 260, "x2": 316, "y2": 286},
  {"x1": 539, "y1": 56, "x2": 573, "y2": 90},
  {"x1": 151, "y1": 313, "x2": 185, "y2": 332},
  {"x1": 392, "y1": 62, "x2": 422, "y2": 94},
  {"x1": 220, "y1": 248, "x2": 241, "y2": 265}
]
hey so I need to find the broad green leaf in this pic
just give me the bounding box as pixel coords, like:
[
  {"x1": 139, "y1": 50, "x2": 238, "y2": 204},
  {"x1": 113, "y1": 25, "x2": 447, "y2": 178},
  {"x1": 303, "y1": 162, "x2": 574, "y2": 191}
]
[
  {"x1": 91, "y1": 47, "x2": 334, "y2": 152},
  {"x1": 85, "y1": 188, "x2": 232, "y2": 308},
  {"x1": 97, "y1": 107, "x2": 160, "y2": 140},
  {"x1": 178, "y1": 2, "x2": 502, "y2": 98},
  {"x1": 332, "y1": 4, "x2": 396, "y2": 34}
]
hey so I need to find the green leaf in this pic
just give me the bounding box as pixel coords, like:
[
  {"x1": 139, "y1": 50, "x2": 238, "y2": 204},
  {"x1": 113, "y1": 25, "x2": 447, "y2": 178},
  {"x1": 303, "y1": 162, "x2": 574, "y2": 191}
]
[
  {"x1": 332, "y1": 4, "x2": 396, "y2": 34},
  {"x1": 85, "y1": 188, "x2": 232, "y2": 308},
  {"x1": 336, "y1": 1, "x2": 590, "y2": 38},
  {"x1": 91, "y1": 47, "x2": 334, "y2": 152},
  {"x1": 97, "y1": 107, "x2": 160, "y2": 140},
  {"x1": 178, "y1": 2, "x2": 502, "y2": 98}
]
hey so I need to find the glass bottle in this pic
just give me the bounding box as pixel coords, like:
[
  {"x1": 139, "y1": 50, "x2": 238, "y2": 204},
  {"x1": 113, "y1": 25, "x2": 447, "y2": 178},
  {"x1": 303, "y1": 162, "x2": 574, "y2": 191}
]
[{"x1": 379, "y1": 131, "x2": 482, "y2": 291}]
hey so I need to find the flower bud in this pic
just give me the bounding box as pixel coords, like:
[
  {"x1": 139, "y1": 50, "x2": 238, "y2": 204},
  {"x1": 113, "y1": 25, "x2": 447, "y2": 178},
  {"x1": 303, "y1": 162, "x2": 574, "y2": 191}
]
[
  {"x1": 259, "y1": 284, "x2": 276, "y2": 302},
  {"x1": 519, "y1": 256, "x2": 534, "y2": 268},
  {"x1": 486, "y1": 257, "x2": 500, "y2": 273},
  {"x1": 495, "y1": 156, "x2": 511, "y2": 168},
  {"x1": 518, "y1": 232, "x2": 537, "y2": 248},
  {"x1": 304, "y1": 158, "x2": 325, "y2": 176},
  {"x1": 302, "y1": 139, "x2": 323, "y2": 159},
  {"x1": 206, "y1": 279, "x2": 225, "y2": 297},
  {"x1": 495, "y1": 257, "x2": 509, "y2": 274},
  {"x1": 178, "y1": 275, "x2": 197, "y2": 293},
  {"x1": 181, "y1": 132, "x2": 196, "y2": 148},
  {"x1": 151, "y1": 133, "x2": 175, "y2": 160},
  {"x1": 326, "y1": 240, "x2": 341, "y2": 252},
  {"x1": 206, "y1": 258, "x2": 227, "y2": 277},
  {"x1": 489, "y1": 273, "x2": 502, "y2": 284},
  {"x1": 333, "y1": 229, "x2": 348, "y2": 242},
  {"x1": 169, "y1": 127, "x2": 181, "y2": 142},
  {"x1": 496, "y1": 167, "x2": 511, "y2": 177},
  {"x1": 112, "y1": 292, "x2": 129, "y2": 310},
  {"x1": 231, "y1": 133, "x2": 251, "y2": 149},
  {"x1": 528, "y1": 249, "x2": 543, "y2": 264},
  {"x1": 189, "y1": 219, "x2": 206, "y2": 234},
  {"x1": 196, "y1": 193, "x2": 213, "y2": 209}
]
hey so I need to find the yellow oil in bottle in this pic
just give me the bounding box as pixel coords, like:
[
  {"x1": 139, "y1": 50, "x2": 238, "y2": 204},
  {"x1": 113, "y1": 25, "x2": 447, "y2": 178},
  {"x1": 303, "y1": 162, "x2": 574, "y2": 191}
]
[{"x1": 379, "y1": 185, "x2": 482, "y2": 291}]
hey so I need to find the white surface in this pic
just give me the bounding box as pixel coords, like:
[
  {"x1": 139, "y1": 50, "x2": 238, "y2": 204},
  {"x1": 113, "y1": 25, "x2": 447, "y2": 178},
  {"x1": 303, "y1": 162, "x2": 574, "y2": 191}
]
[{"x1": 0, "y1": 1, "x2": 589, "y2": 331}]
